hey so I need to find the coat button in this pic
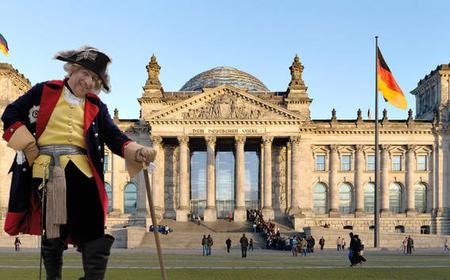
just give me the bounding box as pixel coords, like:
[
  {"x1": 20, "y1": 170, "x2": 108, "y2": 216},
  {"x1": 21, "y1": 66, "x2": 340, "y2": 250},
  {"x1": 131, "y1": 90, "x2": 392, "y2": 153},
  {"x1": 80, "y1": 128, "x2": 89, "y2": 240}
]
[
  {"x1": 92, "y1": 122, "x2": 95, "y2": 125},
  {"x1": 98, "y1": 146, "x2": 101, "y2": 150},
  {"x1": 22, "y1": 168, "x2": 27, "y2": 172},
  {"x1": 100, "y1": 158, "x2": 104, "y2": 163},
  {"x1": 95, "y1": 133, "x2": 98, "y2": 137}
]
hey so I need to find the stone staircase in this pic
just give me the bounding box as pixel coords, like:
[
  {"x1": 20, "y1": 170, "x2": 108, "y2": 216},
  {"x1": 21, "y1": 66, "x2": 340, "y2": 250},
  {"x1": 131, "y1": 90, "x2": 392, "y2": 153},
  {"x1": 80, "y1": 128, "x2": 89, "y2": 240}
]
[
  {"x1": 2, "y1": 219, "x2": 447, "y2": 249},
  {"x1": 139, "y1": 219, "x2": 266, "y2": 249}
]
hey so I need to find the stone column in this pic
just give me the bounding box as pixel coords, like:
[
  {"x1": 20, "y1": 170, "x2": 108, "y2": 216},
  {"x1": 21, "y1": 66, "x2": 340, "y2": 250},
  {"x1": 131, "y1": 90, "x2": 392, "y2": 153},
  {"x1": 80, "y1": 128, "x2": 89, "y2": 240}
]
[
  {"x1": 380, "y1": 145, "x2": 390, "y2": 215},
  {"x1": 234, "y1": 136, "x2": 247, "y2": 221},
  {"x1": 355, "y1": 145, "x2": 364, "y2": 214},
  {"x1": 151, "y1": 136, "x2": 164, "y2": 219},
  {"x1": 135, "y1": 173, "x2": 148, "y2": 218},
  {"x1": 297, "y1": 135, "x2": 313, "y2": 216},
  {"x1": 0, "y1": 140, "x2": 11, "y2": 216},
  {"x1": 289, "y1": 137, "x2": 301, "y2": 215},
  {"x1": 433, "y1": 134, "x2": 449, "y2": 234},
  {"x1": 259, "y1": 143, "x2": 264, "y2": 208},
  {"x1": 204, "y1": 136, "x2": 217, "y2": 222},
  {"x1": 406, "y1": 145, "x2": 416, "y2": 215},
  {"x1": 434, "y1": 135, "x2": 446, "y2": 215},
  {"x1": 176, "y1": 135, "x2": 190, "y2": 221},
  {"x1": 329, "y1": 145, "x2": 339, "y2": 216},
  {"x1": 286, "y1": 142, "x2": 292, "y2": 212},
  {"x1": 434, "y1": 138, "x2": 441, "y2": 213},
  {"x1": 111, "y1": 152, "x2": 123, "y2": 215},
  {"x1": 262, "y1": 136, "x2": 274, "y2": 220}
]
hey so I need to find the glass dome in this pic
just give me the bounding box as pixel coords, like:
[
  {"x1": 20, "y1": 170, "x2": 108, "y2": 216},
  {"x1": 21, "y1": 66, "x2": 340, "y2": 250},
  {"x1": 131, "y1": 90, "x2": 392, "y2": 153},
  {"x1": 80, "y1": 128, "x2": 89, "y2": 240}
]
[{"x1": 180, "y1": 66, "x2": 269, "y2": 92}]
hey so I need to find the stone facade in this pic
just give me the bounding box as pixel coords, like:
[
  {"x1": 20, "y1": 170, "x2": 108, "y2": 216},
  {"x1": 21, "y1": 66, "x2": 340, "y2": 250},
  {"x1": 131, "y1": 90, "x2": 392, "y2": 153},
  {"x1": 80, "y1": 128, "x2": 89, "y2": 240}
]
[{"x1": 1, "y1": 59, "x2": 450, "y2": 237}]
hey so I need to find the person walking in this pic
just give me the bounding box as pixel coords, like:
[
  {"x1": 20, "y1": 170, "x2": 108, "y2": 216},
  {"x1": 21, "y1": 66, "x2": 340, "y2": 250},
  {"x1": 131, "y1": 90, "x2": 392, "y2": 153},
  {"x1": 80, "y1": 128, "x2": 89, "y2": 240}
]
[
  {"x1": 348, "y1": 232, "x2": 354, "y2": 265},
  {"x1": 300, "y1": 238, "x2": 307, "y2": 256},
  {"x1": 207, "y1": 234, "x2": 214, "y2": 256},
  {"x1": 225, "y1": 238, "x2": 232, "y2": 253},
  {"x1": 319, "y1": 236, "x2": 325, "y2": 250},
  {"x1": 402, "y1": 237, "x2": 408, "y2": 254},
  {"x1": 240, "y1": 234, "x2": 249, "y2": 258},
  {"x1": 444, "y1": 238, "x2": 449, "y2": 252},
  {"x1": 291, "y1": 236, "x2": 298, "y2": 256},
  {"x1": 336, "y1": 236, "x2": 341, "y2": 251},
  {"x1": 407, "y1": 236, "x2": 414, "y2": 255},
  {"x1": 1, "y1": 45, "x2": 156, "y2": 280},
  {"x1": 14, "y1": 237, "x2": 21, "y2": 252},
  {"x1": 202, "y1": 235, "x2": 208, "y2": 256},
  {"x1": 350, "y1": 234, "x2": 366, "y2": 266},
  {"x1": 249, "y1": 238, "x2": 254, "y2": 251}
]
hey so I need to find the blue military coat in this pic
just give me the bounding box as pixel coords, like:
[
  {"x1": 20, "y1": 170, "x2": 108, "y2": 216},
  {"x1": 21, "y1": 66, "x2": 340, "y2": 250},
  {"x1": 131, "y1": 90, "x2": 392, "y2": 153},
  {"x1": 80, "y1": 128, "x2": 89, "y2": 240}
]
[{"x1": 1, "y1": 80, "x2": 131, "y2": 236}]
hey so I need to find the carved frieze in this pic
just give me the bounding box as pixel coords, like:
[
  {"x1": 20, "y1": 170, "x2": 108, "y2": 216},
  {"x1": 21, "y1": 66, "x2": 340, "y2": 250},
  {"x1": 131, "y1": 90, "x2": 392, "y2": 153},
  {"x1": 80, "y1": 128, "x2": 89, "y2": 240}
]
[
  {"x1": 183, "y1": 94, "x2": 265, "y2": 120},
  {"x1": 147, "y1": 86, "x2": 304, "y2": 123}
]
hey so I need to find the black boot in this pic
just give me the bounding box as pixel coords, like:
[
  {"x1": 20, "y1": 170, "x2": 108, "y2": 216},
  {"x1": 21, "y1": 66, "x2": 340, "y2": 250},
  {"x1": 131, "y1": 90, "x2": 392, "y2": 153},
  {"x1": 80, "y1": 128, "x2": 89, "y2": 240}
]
[
  {"x1": 42, "y1": 238, "x2": 65, "y2": 280},
  {"x1": 79, "y1": 234, "x2": 114, "y2": 280}
]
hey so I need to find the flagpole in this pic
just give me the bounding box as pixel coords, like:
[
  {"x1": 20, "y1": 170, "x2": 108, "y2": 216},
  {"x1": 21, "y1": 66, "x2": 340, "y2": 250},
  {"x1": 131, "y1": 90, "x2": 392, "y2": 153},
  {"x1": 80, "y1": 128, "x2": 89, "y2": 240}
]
[{"x1": 374, "y1": 36, "x2": 380, "y2": 248}]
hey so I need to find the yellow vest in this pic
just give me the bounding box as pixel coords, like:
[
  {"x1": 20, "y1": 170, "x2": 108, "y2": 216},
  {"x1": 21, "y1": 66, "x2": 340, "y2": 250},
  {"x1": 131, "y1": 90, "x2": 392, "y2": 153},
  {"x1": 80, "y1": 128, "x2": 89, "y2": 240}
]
[{"x1": 33, "y1": 93, "x2": 93, "y2": 179}]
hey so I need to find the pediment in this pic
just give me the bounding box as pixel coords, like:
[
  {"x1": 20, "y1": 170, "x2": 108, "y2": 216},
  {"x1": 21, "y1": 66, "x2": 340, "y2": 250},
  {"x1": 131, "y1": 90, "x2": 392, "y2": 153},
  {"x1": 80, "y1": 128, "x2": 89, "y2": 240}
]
[
  {"x1": 312, "y1": 146, "x2": 329, "y2": 155},
  {"x1": 147, "y1": 85, "x2": 303, "y2": 122}
]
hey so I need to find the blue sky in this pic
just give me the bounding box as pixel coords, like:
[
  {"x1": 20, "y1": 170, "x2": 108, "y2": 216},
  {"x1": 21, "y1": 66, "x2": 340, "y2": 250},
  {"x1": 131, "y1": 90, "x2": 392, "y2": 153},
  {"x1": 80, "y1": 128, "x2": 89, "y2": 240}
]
[{"x1": 1, "y1": 0, "x2": 449, "y2": 120}]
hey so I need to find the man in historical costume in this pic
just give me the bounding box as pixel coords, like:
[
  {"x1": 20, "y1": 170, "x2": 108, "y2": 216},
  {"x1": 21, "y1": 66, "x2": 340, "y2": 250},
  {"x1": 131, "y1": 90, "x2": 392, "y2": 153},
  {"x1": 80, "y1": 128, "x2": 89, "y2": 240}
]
[{"x1": 1, "y1": 46, "x2": 156, "y2": 280}]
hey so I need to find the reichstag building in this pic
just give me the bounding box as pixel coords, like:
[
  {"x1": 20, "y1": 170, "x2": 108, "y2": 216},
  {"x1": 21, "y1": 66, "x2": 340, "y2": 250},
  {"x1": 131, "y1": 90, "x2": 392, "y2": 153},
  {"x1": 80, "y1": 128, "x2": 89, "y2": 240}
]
[{"x1": 1, "y1": 55, "x2": 449, "y2": 236}]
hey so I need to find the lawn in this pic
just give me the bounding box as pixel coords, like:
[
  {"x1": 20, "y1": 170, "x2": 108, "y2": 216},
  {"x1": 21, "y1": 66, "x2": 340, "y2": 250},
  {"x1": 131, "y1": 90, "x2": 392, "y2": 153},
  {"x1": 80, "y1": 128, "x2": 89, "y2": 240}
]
[{"x1": 1, "y1": 249, "x2": 449, "y2": 279}]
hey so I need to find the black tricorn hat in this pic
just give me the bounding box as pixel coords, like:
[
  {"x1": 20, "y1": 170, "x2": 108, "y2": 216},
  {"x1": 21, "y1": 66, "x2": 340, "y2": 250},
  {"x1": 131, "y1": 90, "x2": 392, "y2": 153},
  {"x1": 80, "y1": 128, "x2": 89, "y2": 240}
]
[{"x1": 55, "y1": 45, "x2": 111, "y2": 92}]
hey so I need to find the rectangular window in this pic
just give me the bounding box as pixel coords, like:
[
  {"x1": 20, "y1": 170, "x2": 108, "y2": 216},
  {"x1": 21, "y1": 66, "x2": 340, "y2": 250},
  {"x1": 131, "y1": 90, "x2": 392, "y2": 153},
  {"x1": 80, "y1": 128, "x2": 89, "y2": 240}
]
[
  {"x1": 417, "y1": 155, "x2": 427, "y2": 171},
  {"x1": 341, "y1": 155, "x2": 351, "y2": 171},
  {"x1": 367, "y1": 155, "x2": 375, "y2": 171},
  {"x1": 392, "y1": 155, "x2": 402, "y2": 171},
  {"x1": 315, "y1": 155, "x2": 326, "y2": 171}
]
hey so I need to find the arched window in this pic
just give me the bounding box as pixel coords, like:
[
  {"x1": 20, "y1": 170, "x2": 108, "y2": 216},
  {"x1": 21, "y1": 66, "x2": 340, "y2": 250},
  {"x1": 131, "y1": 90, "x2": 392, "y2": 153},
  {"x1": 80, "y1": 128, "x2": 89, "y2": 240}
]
[
  {"x1": 339, "y1": 183, "x2": 352, "y2": 214},
  {"x1": 105, "y1": 182, "x2": 112, "y2": 214},
  {"x1": 389, "y1": 183, "x2": 402, "y2": 213},
  {"x1": 415, "y1": 184, "x2": 427, "y2": 213},
  {"x1": 313, "y1": 183, "x2": 327, "y2": 214},
  {"x1": 124, "y1": 182, "x2": 137, "y2": 214},
  {"x1": 364, "y1": 183, "x2": 375, "y2": 213}
]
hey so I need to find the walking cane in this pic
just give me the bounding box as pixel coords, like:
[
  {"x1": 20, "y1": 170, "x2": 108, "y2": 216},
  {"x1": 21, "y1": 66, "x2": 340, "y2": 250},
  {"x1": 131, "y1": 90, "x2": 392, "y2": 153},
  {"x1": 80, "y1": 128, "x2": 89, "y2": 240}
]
[
  {"x1": 38, "y1": 163, "x2": 48, "y2": 280},
  {"x1": 142, "y1": 162, "x2": 168, "y2": 280}
]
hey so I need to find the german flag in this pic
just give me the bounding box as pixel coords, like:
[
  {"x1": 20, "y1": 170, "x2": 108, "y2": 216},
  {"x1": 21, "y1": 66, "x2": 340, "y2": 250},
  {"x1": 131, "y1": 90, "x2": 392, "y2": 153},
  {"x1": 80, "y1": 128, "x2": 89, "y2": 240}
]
[
  {"x1": 377, "y1": 47, "x2": 407, "y2": 110},
  {"x1": 0, "y1": 33, "x2": 8, "y2": 56}
]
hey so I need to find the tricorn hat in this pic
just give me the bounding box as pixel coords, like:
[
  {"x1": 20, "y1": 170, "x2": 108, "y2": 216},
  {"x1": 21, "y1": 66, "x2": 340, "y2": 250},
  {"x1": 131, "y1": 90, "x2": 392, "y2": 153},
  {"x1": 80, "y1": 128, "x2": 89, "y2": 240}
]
[{"x1": 54, "y1": 45, "x2": 111, "y2": 92}]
